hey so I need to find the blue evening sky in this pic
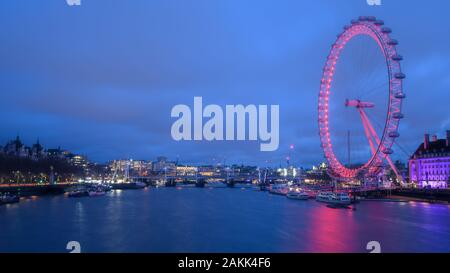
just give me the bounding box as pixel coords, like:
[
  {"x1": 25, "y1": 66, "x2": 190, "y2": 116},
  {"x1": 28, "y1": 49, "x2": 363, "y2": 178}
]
[{"x1": 0, "y1": 0, "x2": 449, "y2": 166}]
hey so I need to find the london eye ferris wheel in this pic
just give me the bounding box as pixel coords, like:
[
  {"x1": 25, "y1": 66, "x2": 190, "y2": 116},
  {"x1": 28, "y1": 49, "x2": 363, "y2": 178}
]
[{"x1": 318, "y1": 16, "x2": 406, "y2": 181}]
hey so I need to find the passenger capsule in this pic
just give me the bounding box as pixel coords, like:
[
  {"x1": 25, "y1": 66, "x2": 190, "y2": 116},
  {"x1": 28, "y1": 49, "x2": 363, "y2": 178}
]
[
  {"x1": 388, "y1": 39, "x2": 398, "y2": 45},
  {"x1": 381, "y1": 27, "x2": 392, "y2": 33},
  {"x1": 383, "y1": 148, "x2": 394, "y2": 155},
  {"x1": 394, "y1": 92, "x2": 406, "y2": 99},
  {"x1": 392, "y1": 112, "x2": 404, "y2": 119},
  {"x1": 392, "y1": 55, "x2": 403, "y2": 61},
  {"x1": 388, "y1": 131, "x2": 400, "y2": 138},
  {"x1": 395, "y1": 72, "x2": 406, "y2": 79},
  {"x1": 374, "y1": 20, "x2": 385, "y2": 26}
]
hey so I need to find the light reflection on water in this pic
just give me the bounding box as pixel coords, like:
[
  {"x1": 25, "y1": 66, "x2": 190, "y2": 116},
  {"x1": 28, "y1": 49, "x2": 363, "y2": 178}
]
[{"x1": 1, "y1": 185, "x2": 450, "y2": 253}]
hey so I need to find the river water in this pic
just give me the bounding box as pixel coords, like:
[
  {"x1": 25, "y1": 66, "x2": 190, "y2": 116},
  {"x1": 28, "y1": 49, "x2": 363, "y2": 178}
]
[{"x1": 1, "y1": 184, "x2": 450, "y2": 253}]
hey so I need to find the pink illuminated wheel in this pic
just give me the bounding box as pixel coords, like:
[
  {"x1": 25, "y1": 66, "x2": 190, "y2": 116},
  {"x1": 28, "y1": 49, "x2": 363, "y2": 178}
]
[{"x1": 318, "y1": 16, "x2": 405, "y2": 179}]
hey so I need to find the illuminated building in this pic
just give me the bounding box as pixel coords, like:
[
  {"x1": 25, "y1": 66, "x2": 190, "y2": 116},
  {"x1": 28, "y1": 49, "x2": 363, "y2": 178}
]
[
  {"x1": 109, "y1": 159, "x2": 152, "y2": 176},
  {"x1": 176, "y1": 166, "x2": 198, "y2": 176},
  {"x1": 198, "y1": 166, "x2": 216, "y2": 176},
  {"x1": 47, "y1": 147, "x2": 67, "y2": 159},
  {"x1": 70, "y1": 154, "x2": 88, "y2": 169},
  {"x1": 409, "y1": 131, "x2": 450, "y2": 189},
  {"x1": 110, "y1": 160, "x2": 129, "y2": 173},
  {"x1": 277, "y1": 166, "x2": 301, "y2": 177},
  {"x1": 132, "y1": 160, "x2": 152, "y2": 176},
  {"x1": 304, "y1": 163, "x2": 331, "y2": 184},
  {"x1": 152, "y1": 156, "x2": 176, "y2": 175}
]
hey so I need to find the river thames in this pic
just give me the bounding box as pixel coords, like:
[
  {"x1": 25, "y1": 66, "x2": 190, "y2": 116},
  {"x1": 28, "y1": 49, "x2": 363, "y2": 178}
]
[{"x1": 1, "y1": 184, "x2": 450, "y2": 253}]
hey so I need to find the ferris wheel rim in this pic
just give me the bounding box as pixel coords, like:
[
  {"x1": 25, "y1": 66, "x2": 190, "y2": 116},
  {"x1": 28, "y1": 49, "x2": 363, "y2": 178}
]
[{"x1": 318, "y1": 16, "x2": 405, "y2": 179}]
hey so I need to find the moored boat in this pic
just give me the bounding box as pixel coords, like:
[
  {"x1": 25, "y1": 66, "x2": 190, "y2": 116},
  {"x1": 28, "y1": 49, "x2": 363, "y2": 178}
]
[
  {"x1": 0, "y1": 193, "x2": 20, "y2": 205},
  {"x1": 269, "y1": 184, "x2": 288, "y2": 195},
  {"x1": 68, "y1": 190, "x2": 89, "y2": 198},
  {"x1": 316, "y1": 191, "x2": 334, "y2": 202},
  {"x1": 97, "y1": 184, "x2": 112, "y2": 192},
  {"x1": 328, "y1": 192, "x2": 352, "y2": 206},
  {"x1": 134, "y1": 181, "x2": 147, "y2": 188},
  {"x1": 88, "y1": 187, "x2": 106, "y2": 197},
  {"x1": 316, "y1": 191, "x2": 352, "y2": 207},
  {"x1": 286, "y1": 190, "x2": 309, "y2": 200},
  {"x1": 111, "y1": 181, "x2": 146, "y2": 190}
]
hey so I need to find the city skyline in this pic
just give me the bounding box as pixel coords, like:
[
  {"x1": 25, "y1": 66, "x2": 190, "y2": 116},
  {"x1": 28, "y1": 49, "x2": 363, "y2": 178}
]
[
  {"x1": 0, "y1": 134, "x2": 306, "y2": 168},
  {"x1": 1, "y1": 1, "x2": 450, "y2": 166}
]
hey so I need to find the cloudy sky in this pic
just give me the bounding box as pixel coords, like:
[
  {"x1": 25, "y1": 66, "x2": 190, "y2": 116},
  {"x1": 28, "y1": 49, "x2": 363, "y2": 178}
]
[{"x1": 0, "y1": 0, "x2": 449, "y2": 167}]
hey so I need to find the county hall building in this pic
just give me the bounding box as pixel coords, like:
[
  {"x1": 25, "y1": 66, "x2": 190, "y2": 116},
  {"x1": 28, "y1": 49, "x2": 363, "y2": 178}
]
[{"x1": 409, "y1": 131, "x2": 450, "y2": 189}]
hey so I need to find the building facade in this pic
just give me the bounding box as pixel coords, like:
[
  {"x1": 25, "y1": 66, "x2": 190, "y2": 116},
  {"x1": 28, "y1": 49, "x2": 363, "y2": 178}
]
[
  {"x1": 152, "y1": 156, "x2": 176, "y2": 175},
  {"x1": 409, "y1": 131, "x2": 450, "y2": 189},
  {"x1": 175, "y1": 166, "x2": 198, "y2": 176}
]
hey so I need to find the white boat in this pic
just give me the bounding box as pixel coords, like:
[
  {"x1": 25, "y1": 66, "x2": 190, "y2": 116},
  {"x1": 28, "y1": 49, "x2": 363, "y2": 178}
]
[
  {"x1": 269, "y1": 184, "x2": 288, "y2": 195},
  {"x1": 316, "y1": 191, "x2": 333, "y2": 202},
  {"x1": 328, "y1": 192, "x2": 351, "y2": 206},
  {"x1": 286, "y1": 191, "x2": 309, "y2": 200}
]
